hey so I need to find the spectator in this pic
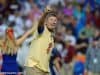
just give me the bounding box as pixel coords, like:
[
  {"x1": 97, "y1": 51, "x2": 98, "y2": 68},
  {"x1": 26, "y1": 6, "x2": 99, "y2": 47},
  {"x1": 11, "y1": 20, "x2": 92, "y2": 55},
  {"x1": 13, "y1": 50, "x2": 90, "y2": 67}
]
[
  {"x1": 79, "y1": 22, "x2": 94, "y2": 39},
  {"x1": 73, "y1": 4, "x2": 86, "y2": 37},
  {"x1": 61, "y1": 15, "x2": 75, "y2": 35},
  {"x1": 0, "y1": 26, "x2": 34, "y2": 75},
  {"x1": 61, "y1": 38, "x2": 75, "y2": 75},
  {"x1": 85, "y1": 38, "x2": 100, "y2": 75},
  {"x1": 75, "y1": 31, "x2": 89, "y2": 63},
  {"x1": 63, "y1": 3, "x2": 73, "y2": 16},
  {"x1": 49, "y1": 48, "x2": 62, "y2": 75},
  {"x1": 84, "y1": 0, "x2": 95, "y2": 11},
  {"x1": 64, "y1": 28, "x2": 76, "y2": 46},
  {"x1": 95, "y1": 0, "x2": 100, "y2": 9},
  {"x1": 17, "y1": 35, "x2": 34, "y2": 72},
  {"x1": 85, "y1": 5, "x2": 94, "y2": 24}
]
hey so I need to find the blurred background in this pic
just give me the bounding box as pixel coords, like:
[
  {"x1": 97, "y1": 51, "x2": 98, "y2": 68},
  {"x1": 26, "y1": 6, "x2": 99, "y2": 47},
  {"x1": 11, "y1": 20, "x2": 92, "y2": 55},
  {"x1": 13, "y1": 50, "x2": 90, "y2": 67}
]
[{"x1": 0, "y1": 0, "x2": 100, "y2": 75}]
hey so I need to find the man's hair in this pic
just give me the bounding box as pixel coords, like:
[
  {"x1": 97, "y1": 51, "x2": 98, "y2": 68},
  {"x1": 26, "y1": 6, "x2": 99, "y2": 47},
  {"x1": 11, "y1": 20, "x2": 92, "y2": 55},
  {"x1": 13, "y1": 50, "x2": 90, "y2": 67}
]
[{"x1": 38, "y1": 11, "x2": 57, "y2": 26}]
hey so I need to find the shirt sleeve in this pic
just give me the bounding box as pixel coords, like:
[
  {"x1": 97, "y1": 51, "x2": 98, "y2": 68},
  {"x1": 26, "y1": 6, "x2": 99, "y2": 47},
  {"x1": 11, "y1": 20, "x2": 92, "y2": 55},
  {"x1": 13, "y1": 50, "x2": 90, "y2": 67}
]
[{"x1": 38, "y1": 26, "x2": 44, "y2": 34}]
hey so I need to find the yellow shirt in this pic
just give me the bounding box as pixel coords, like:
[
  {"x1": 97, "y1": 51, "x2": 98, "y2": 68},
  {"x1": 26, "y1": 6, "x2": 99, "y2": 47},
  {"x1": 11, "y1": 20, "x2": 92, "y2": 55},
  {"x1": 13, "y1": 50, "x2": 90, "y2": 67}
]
[{"x1": 25, "y1": 26, "x2": 54, "y2": 72}]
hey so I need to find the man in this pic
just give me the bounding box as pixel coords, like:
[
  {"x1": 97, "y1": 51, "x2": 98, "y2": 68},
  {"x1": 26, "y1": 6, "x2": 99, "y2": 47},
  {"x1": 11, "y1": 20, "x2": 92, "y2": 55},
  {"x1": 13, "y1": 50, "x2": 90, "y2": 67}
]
[
  {"x1": 24, "y1": 11, "x2": 58, "y2": 75},
  {"x1": 85, "y1": 38, "x2": 100, "y2": 75}
]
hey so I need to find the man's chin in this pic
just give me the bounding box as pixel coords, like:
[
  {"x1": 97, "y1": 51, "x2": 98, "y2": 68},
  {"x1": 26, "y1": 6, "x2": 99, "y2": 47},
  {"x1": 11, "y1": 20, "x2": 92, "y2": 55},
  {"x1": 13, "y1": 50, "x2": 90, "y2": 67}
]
[{"x1": 48, "y1": 28, "x2": 55, "y2": 32}]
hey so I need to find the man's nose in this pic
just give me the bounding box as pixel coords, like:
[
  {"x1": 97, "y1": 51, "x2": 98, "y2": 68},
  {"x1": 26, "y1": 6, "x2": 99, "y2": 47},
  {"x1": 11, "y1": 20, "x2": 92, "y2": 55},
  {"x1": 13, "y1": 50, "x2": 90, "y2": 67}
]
[{"x1": 53, "y1": 21, "x2": 57, "y2": 24}]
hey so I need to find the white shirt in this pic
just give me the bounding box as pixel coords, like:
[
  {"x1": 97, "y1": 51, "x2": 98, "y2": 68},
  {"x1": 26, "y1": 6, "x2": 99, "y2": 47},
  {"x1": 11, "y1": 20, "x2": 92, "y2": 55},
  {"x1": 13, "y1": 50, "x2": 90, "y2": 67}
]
[{"x1": 64, "y1": 35, "x2": 76, "y2": 46}]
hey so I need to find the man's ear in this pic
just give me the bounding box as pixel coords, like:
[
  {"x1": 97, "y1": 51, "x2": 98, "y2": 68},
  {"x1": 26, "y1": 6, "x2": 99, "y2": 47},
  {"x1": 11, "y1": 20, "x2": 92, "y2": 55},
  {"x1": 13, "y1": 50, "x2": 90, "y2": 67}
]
[{"x1": 44, "y1": 19, "x2": 48, "y2": 25}]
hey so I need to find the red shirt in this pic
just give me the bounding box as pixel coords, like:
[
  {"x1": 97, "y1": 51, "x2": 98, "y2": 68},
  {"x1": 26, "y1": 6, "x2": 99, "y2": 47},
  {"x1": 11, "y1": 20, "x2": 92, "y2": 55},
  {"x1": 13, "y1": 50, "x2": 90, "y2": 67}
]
[{"x1": 64, "y1": 45, "x2": 75, "y2": 63}]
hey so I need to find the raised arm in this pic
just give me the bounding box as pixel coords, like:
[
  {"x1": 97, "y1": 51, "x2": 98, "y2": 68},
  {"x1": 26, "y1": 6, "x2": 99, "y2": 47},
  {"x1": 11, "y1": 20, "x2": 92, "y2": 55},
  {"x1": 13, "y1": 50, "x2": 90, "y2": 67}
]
[
  {"x1": 16, "y1": 20, "x2": 38, "y2": 46},
  {"x1": 16, "y1": 11, "x2": 51, "y2": 46}
]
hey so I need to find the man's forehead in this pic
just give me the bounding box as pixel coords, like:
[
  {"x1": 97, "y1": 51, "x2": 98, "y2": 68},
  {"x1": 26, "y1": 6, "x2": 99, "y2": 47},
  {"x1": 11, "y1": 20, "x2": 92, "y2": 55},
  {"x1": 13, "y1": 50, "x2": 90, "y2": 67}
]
[
  {"x1": 47, "y1": 16, "x2": 58, "y2": 20},
  {"x1": 49, "y1": 16, "x2": 57, "y2": 18}
]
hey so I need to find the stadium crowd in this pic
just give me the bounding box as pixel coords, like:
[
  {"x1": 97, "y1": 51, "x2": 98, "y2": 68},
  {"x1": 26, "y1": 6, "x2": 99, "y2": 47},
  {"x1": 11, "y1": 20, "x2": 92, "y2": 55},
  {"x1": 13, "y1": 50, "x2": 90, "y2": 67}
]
[{"x1": 0, "y1": 0, "x2": 100, "y2": 75}]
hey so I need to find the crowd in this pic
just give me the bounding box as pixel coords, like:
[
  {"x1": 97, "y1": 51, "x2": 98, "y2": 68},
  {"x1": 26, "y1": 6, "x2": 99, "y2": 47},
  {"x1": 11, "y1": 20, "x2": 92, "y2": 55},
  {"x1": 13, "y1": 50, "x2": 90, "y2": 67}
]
[{"x1": 0, "y1": 0, "x2": 100, "y2": 75}]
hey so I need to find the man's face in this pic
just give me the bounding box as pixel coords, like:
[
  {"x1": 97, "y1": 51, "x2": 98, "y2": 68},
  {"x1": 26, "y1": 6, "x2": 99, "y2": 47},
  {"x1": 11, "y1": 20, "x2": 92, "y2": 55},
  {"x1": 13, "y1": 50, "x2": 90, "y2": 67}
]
[{"x1": 46, "y1": 16, "x2": 57, "y2": 30}]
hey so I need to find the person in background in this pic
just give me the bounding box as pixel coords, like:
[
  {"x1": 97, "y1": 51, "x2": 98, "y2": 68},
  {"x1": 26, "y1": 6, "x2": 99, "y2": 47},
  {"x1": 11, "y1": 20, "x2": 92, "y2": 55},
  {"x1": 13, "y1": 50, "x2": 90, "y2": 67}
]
[
  {"x1": 73, "y1": 4, "x2": 86, "y2": 37},
  {"x1": 85, "y1": 5, "x2": 94, "y2": 25},
  {"x1": 95, "y1": 0, "x2": 100, "y2": 9},
  {"x1": 75, "y1": 31, "x2": 89, "y2": 63},
  {"x1": 0, "y1": 24, "x2": 34, "y2": 75},
  {"x1": 85, "y1": 38, "x2": 100, "y2": 75},
  {"x1": 84, "y1": 0, "x2": 95, "y2": 11},
  {"x1": 79, "y1": 22, "x2": 94, "y2": 39},
  {"x1": 49, "y1": 48, "x2": 62, "y2": 75},
  {"x1": 62, "y1": 39, "x2": 75, "y2": 75}
]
